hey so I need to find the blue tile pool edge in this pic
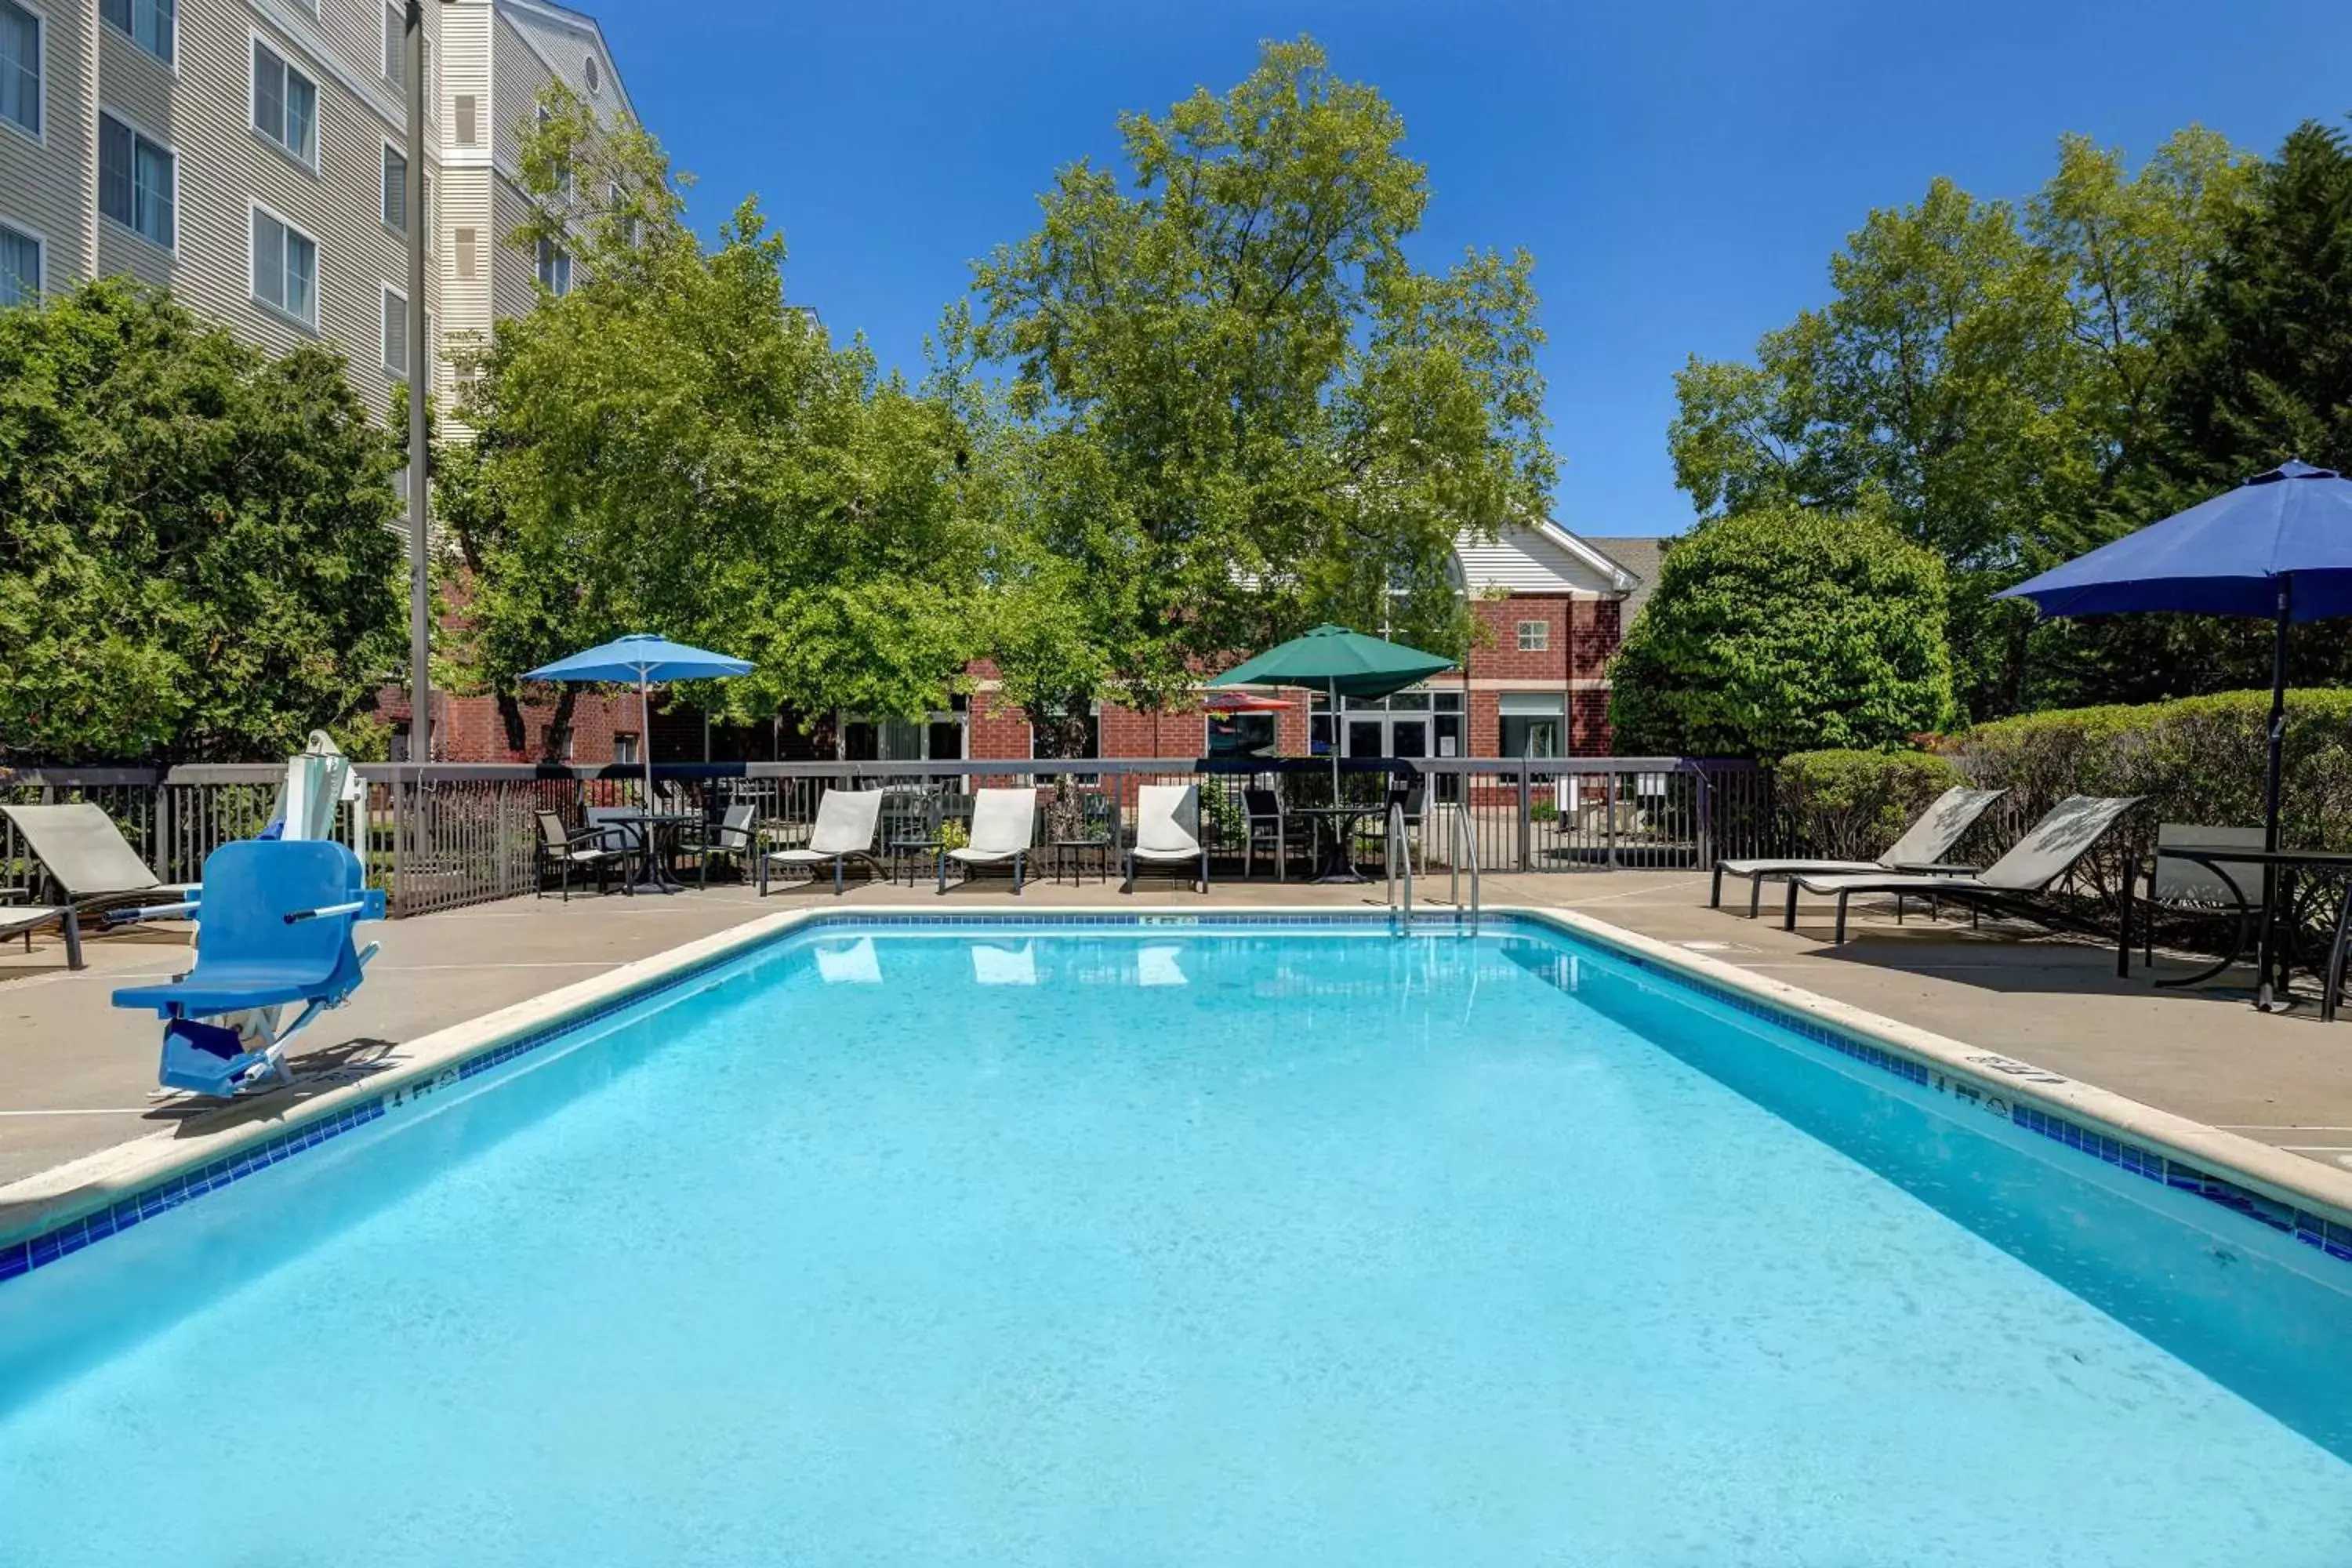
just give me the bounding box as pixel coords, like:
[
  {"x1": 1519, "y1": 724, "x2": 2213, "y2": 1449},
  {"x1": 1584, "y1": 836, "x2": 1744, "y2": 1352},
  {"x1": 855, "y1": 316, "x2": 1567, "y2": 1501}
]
[{"x1": 3, "y1": 906, "x2": 2347, "y2": 1290}]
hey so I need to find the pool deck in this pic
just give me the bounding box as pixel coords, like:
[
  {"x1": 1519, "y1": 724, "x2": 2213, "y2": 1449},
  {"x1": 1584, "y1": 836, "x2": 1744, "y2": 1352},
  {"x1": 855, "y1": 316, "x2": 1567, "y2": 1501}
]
[{"x1": 4, "y1": 868, "x2": 2347, "y2": 1196}]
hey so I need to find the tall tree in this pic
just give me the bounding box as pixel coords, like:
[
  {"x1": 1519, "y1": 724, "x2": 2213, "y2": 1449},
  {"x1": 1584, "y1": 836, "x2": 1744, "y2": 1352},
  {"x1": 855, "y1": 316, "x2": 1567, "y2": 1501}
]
[
  {"x1": 952, "y1": 37, "x2": 1555, "y2": 739},
  {"x1": 0, "y1": 280, "x2": 405, "y2": 763},
  {"x1": 1668, "y1": 128, "x2": 2256, "y2": 717},
  {"x1": 447, "y1": 90, "x2": 988, "y2": 736}
]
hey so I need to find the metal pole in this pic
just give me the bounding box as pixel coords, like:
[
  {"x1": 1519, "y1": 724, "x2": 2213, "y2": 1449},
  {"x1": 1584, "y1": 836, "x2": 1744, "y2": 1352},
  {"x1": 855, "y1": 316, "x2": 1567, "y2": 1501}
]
[
  {"x1": 404, "y1": 2, "x2": 430, "y2": 765},
  {"x1": 2254, "y1": 575, "x2": 2292, "y2": 1007}
]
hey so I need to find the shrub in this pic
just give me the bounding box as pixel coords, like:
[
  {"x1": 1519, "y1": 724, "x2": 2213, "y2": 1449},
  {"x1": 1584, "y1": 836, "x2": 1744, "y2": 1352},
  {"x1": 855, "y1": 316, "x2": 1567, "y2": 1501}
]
[
  {"x1": 1776, "y1": 750, "x2": 1965, "y2": 862},
  {"x1": 1608, "y1": 503, "x2": 1955, "y2": 760},
  {"x1": 1948, "y1": 689, "x2": 2352, "y2": 852}
]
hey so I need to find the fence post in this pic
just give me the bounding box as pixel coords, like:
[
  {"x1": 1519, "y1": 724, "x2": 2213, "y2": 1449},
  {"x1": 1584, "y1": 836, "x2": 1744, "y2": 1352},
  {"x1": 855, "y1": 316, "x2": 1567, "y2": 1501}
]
[
  {"x1": 1605, "y1": 768, "x2": 1619, "y2": 869},
  {"x1": 1694, "y1": 764, "x2": 1713, "y2": 868},
  {"x1": 1516, "y1": 759, "x2": 1533, "y2": 872}
]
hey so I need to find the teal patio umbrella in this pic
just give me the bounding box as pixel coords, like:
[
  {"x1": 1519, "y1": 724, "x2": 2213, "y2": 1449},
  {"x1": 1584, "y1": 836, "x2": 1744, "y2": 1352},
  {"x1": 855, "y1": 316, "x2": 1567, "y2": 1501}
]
[{"x1": 1208, "y1": 624, "x2": 1456, "y2": 795}]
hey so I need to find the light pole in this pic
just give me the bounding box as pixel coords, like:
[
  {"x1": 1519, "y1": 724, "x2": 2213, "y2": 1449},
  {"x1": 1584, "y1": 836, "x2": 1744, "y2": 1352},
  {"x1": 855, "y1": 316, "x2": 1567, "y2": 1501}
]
[{"x1": 403, "y1": 0, "x2": 430, "y2": 762}]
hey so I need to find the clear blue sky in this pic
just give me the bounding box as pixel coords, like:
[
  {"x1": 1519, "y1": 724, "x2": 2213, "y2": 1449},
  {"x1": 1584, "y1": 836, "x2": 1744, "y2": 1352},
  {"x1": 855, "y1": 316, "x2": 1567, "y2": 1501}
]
[{"x1": 590, "y1": 0, "x2": 2352, "y2": 541}]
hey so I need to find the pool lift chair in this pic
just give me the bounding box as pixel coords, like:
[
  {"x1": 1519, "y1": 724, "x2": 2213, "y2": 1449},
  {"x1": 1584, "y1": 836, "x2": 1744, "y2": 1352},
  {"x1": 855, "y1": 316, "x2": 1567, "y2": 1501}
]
[{"x1": 108, "y1": 839, "x2": 386, "y2": 1098}]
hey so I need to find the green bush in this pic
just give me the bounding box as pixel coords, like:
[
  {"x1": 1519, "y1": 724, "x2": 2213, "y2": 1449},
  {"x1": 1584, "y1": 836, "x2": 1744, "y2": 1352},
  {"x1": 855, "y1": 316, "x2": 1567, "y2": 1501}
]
[
  {"x1": 1949, "y1": 689, "x2": 2352, "y2": 851},
  {"x1": 1776, "y1": 750, "x2": 1965, "y2": 862},
  {"x1": 1608, "y1": 503, "x2": 1955, "y2": 760}
]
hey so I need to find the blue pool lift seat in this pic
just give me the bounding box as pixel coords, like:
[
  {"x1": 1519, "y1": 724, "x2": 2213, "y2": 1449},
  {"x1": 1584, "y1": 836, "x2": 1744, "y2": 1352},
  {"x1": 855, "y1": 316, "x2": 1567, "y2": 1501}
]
[{"x1": 110, "y1": 840, "x2": 386, "y2": 1098}]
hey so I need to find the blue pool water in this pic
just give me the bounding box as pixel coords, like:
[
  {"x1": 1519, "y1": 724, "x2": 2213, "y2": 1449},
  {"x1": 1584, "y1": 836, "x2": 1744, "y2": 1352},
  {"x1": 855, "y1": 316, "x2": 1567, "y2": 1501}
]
[{"x1": 2, "y1": 920, "x2": 2350, "y2": 1565}]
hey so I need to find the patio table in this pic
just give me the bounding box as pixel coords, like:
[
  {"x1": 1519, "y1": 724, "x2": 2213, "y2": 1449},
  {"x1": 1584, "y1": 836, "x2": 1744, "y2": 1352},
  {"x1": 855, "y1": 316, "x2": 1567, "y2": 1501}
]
[
  {"x1": 601, "y1": 811, "x2": 702, "y2": 895},
  {"x1": 1289, "y1": 804, "x2": 1378, "y2": 884},
  {"x1": 2154, "y1": 844, "x2": 2352, "y2": 1018}
]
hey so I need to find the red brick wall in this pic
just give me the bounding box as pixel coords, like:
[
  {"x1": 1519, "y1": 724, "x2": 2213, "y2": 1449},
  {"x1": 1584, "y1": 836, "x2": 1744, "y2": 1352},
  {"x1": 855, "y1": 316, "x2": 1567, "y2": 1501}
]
[{"x1": 375, "y1": 686, "x2": 641, "y2": 764}]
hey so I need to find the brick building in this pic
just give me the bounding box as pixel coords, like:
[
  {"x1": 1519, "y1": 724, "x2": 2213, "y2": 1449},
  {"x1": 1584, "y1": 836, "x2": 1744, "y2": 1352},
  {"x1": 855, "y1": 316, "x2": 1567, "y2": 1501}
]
[{"x1": 428, "y1": 522, "x2": 1664, "y2": 766}]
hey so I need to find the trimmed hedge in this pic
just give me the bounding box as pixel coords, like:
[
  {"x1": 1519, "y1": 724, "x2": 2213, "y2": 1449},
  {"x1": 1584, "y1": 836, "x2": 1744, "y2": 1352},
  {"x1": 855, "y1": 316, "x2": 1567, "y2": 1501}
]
[
  {"x1": 1776, "y1": 750, "x2": 1965, "y2": 862},
  {"x1": 1947, "y1": 689, "x2": 2352, "y2": 852}
]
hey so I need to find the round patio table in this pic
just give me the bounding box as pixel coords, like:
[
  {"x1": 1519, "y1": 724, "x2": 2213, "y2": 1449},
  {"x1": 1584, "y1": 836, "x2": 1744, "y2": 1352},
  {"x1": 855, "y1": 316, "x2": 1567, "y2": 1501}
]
[
  {"x1": 1289, "y1": 804, "x2": 1378, "y2": 884},
  {"x1": 2154, "y1": 844, "x2": 2352, "y2": 1017},
  {"x1": 601, "y1": 811, "x2": 703, "y2": 895}
]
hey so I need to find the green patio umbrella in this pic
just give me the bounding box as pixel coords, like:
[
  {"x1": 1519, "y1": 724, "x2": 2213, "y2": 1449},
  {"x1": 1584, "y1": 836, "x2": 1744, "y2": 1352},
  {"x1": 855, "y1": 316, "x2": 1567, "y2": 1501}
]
[{"x1": 1208, "y1": 624, "x2": 1457, "y2": 795}]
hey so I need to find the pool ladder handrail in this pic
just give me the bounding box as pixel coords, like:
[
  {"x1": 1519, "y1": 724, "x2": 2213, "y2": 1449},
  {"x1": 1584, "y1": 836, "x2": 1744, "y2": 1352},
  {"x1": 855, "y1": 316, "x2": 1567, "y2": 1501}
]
[{"x1": 1387, "y1": 799, "x2": 1479, "y2": 936}]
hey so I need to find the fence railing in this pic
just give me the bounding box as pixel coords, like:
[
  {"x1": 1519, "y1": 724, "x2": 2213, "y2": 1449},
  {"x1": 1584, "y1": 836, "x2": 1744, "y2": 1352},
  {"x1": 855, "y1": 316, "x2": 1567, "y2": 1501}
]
[{"x1": 2, "y1": 756, "x2": 1776, "y2": 918}]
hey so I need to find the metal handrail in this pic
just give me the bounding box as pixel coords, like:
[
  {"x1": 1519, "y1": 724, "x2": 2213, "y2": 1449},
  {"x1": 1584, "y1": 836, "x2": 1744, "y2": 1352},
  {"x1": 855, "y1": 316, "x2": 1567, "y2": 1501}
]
[
  {"x1": 1387, "y1": 799, "x2": 1412, "y2": 930},
  {"x1": 1444, "y1": 800, "x2": 1480, "y2": 935}
]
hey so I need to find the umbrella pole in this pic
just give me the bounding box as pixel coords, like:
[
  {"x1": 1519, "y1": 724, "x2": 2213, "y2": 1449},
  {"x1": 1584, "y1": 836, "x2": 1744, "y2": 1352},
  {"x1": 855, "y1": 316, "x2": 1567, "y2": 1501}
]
[
  {"x1": 1330, "y1": 678, "x2": 1340, "y2": 803},
  {"x1": 2255, "y1": 578, "x2": 2292, "y2": 1007},
  {"x1": 640, "y1": 668, "x2": 656, "y2": 811}
]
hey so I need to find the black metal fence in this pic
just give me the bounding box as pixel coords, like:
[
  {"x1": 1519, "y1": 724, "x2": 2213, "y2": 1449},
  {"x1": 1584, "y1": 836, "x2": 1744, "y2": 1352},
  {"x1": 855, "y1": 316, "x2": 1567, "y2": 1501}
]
[{"x1": 2, "y1": 756, "x2": 1776, "y2": 918}]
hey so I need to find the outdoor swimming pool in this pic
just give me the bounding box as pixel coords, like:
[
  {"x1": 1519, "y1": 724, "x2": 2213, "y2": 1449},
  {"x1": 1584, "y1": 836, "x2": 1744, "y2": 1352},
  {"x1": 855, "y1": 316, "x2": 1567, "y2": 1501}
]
[{"x1": 2, "y1": 916, "x2": 2349, "y2": 1565}]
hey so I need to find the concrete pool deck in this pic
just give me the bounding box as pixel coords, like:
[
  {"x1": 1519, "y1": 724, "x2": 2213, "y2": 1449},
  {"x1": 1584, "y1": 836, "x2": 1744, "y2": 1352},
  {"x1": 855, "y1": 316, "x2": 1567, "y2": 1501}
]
[{"x1": 3, "y1": 869, "x2": 2348, "y2": 1196}]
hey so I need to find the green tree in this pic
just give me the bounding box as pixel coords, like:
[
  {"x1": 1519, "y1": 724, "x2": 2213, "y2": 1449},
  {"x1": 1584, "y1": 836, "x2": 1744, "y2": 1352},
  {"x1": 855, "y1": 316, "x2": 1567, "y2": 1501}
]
[
  {"x1": 1668, "y1": 128, "x2": 2256, "y2": 716},
  {"x1": 952, "y1": 37, "x2": 1555, "y2": 739},
  {"x1": 1608, "y1": 503, "x2": 1955, "y2": 759},
  {"x1": 0, "y1": 279, "x2": 404, "y2": 763},
  {"x1": 2022, "y1": 120, "x2": 2352, "y2": 705},
  {"x1": 448, "y1": 89, "x2": 988, "y2": 736}
]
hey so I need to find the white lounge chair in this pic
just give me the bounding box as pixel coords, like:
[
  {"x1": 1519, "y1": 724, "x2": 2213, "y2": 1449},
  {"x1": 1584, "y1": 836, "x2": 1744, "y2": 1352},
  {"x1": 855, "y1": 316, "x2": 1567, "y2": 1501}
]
[
  {"x1": 937, "y1": 787, "x2": 1036, "y2": 894},
  {"x1": 1, "y1": 802, "x2": 201, "y2": 971},
  {"x1": 1713, "y1": 786, "x2": 2008, "y2": 916},
  {"x1": 0, "y1": 898, "x2": 76, "y2": 964},
  {"x1": 1783, "y1": 794, "x2": 2144, "y2": 965},
  {"x1": 761, "y1": 788, "x2": 885, "y2": 896},
  {"x1": 1123, "y1": 783, "x2": 1207, "y2": 893}
]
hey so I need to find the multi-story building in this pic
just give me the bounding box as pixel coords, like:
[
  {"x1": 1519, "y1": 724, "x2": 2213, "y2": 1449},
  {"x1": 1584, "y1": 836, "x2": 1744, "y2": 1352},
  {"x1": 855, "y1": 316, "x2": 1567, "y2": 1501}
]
[{"x1": 0, "y1": 0, "x2": 629, "y2": 423}]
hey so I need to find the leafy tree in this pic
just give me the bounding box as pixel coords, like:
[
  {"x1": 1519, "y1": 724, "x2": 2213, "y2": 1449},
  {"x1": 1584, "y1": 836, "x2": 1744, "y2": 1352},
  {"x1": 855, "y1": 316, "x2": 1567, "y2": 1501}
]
[
  {"x1": 0, "y1": 279, "x2": 404, "y2": 763},
  {"x1": 447, "y1": 89, "x2": 989, "y2": 735},
  {"x1": 1668, "y1": 129, "x2": 2256, "y2": 716},
  {"x1": 1608, "y1": 503, "x2": 1954, "y2": 759},
  {"x1": 2023, "y1": 119, "x2": 2352, "y2": 705},
  {"x1": 951, "y1": 37, "x2": 1555, "y2": 739}
]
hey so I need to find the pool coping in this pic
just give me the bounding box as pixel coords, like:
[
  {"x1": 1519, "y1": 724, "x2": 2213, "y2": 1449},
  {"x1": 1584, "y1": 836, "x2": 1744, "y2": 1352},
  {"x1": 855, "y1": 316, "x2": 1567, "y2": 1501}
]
[{"x1": 5, "y1": 902, "x2": 2350, "y2": 1283}]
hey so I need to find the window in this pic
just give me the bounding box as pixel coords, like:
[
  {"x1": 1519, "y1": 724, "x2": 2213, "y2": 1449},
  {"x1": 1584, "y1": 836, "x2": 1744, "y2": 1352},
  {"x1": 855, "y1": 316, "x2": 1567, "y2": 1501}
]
[
  {"x1": 99, "y1": 0, "x2": 170, "y2": 62},
  {"x1": 381, "y1": 143, "x2": 405, "y2": 230},
  {"x1": 611, "y1": 732, "x2": 639, "y2": 766},
  {"x1": 583, "y1": 53, "x2": 598, "y2": 93},
  {"x1": 1207, "y1": 712, "x2": 1276, "y2": 760},
  {"x1": 1497, "y1": 693, "x2": 1564, "y2": 760},
  {"x1": 454, "y1": 225, "x2": 477, "y2": 278},
  {"x1": 381, "y1": 2, "x2": 401, "y2": 85},
  {"x1": 452, "y1": 93, "x2": 476, "y2": 146},
  {"x1": 535, "y1": 238, "x2": 569, "y2": 295},
  {"x1": 1516, "y1": 619, "x2": 1550, "y2": 652},
  {"x1": 0, "y1": 0, "x2": 38, "y2": 138},
  {"x1": 251, "y1": 205, "x2": 317, "y2": 326},
  {"x1": 546, "y1": 723, "x2": 574, "y2": 762},
  {"x1": 99, "y1": 114, "x2": 173, "y2": 248},
  {"x1": 0, "y1": 220, "x2": 38, "y2": 305},
  {"x1": 252, "y1": 39, "x2": 315, "y2": 165},
  {"x1": 380, "y1": 285, "x2": 406, "y2": 374}
]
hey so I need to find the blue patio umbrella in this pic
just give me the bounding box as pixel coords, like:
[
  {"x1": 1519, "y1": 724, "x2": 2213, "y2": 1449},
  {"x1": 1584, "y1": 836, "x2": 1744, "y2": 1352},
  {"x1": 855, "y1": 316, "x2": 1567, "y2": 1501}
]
[
  {"x1": 524, "y1": 633, "x2": 753, "y2": 805},
  {"x1": 1996, "y1": 459, "x2": 2352, "y2": 855}
]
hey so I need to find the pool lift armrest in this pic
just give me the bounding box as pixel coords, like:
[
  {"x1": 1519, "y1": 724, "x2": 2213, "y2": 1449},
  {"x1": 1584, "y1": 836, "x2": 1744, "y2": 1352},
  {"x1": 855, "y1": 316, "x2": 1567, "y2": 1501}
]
[{"x1": 107, "y1": 897, "x2": 203, "y2": 927}]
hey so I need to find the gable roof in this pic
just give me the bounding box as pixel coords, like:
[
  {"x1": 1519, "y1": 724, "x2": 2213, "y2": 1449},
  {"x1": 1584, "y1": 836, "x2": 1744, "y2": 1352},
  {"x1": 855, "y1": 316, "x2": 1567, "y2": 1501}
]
[
  {"x1": 1584, "y1": 536, "x2": 1667, "y2": 624},
  {"x1": 1454, "y1": 519, "x2": 1642, "y2": 597}
]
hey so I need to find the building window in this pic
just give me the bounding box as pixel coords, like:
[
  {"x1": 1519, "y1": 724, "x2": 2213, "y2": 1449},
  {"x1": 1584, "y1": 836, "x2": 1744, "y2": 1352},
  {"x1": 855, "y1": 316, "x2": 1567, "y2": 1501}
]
[
  {"x1": 98, "y1": 114, "x2": 173, "y2": 249},
  {"x1": 547, "y1": 723, "x2": 575, "y2": 762},
  {"x1": 380, "y1": 285, "x2": 407, "y2": 374},
  {"x1": 251, "y1": 205, "x2": 317, "y2": 326},
  {"x1": 0, "y1": 220, "x2": 38, "y2": 305},
  {"x1": 381, "y1": 143, "x2": 405, "y2": 230},
  {"x1": 0, "y1": 1, "x2": 38, "y2": 139},
  {"x1": 1498, "y1": 694, "x2": 1564, "y2": 760},
  {"x1": 452, "y1": 93, "x2": 477, "y2": 147},
  {"x1": 612, "y1": 731, "x2": 639, "y2": 766},
  {"x1": 535, "y1": 238, "x2": 570, "y2": 295},
  {"x1": 454, "y1": 225, "x2": 477, "y2": 278},
  {"x1": 583, "y1": 53, "x2": 599, "y2": 93},
  {"x1": 380, "y1": 2, "x2": 401, "y2": 86},
  {"x1": 252, "y1": 39, "x2": 316, "y2": 166},
  {"x1": 99, "y1": 0, "x2": 170, "y2": 63},
  {"x1": 1516, "y1": 619, "x2": 1549, "y2": 652},
  {"x1": 1207, "y1": 711, "x2": 1276, "y2": 760}
]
